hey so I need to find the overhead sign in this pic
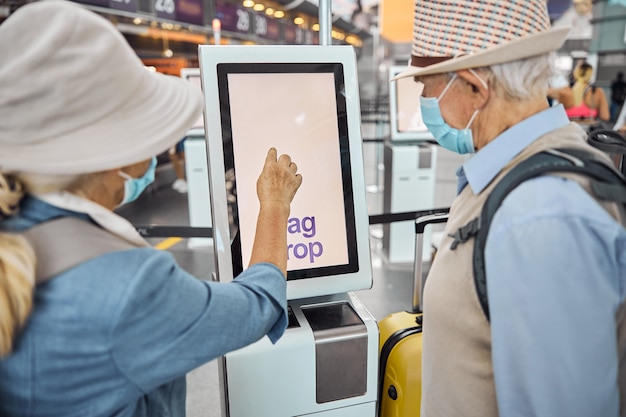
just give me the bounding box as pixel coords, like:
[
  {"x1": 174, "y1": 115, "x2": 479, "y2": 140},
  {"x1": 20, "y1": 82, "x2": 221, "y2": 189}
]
[
  {"x1": 215, "y1": 3, "x2": 251, "y2": 34},
  {"x1": 75, "y1": 0, "x2": 137, "y2": 10},
  {"x1": 174, "y1": 0, "x2": 203, "y2": 25},
  {"x1": 154, "y1": 0, "x2": 203, "y2": 25},
  {"x1": 110, "y1": 0, "x2": 136, "y2": 12}
]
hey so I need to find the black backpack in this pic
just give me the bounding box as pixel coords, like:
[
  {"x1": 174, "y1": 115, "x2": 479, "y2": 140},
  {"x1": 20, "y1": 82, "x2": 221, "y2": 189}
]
[{"x1": 449, "y1": 129, "x2": 626, "y2": 321}]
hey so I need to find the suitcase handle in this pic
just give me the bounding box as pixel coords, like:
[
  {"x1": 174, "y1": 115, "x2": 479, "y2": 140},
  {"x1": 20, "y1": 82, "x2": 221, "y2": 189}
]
[
  {"x1": 414, "y1": 212, "x2": 449, "y2": 234},
  {"x1": 413, "y1": 212, "x2": 450, "y2": 313}
]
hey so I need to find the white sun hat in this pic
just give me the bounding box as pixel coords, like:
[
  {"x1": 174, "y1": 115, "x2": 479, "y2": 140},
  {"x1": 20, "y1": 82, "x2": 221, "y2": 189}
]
[
  {"x1": 392, "y1": 0, "x2": 571, "y2": 81},
  {"x1": 0, "y1": 0, "x2": 203, "y2": 175}
]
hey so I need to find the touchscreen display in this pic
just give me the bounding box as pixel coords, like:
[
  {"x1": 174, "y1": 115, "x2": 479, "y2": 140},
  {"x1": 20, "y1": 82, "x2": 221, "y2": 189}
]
[{"x1": 217, "y1": 63, "x2": 359, "y2": 280}]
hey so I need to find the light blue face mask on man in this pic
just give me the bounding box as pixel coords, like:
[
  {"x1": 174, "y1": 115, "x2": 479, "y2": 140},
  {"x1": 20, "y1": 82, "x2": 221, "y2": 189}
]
[
  {"x1": 117, "y1": 157, "x2": 157, "y2": 206},
  {"x1": 419, "y1": 70, "x2": 487, "y2": 154}
]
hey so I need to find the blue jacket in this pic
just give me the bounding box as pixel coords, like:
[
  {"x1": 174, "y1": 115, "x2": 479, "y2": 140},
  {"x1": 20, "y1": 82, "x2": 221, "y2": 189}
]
[{"x1": 0, "y1": 196, "x2": 288, "y2": 416}]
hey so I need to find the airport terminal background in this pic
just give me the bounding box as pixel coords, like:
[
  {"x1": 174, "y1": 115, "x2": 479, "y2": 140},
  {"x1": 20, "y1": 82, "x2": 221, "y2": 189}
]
[{"x1": 2, "y1": 0, "x2": 626, "y2": 416}]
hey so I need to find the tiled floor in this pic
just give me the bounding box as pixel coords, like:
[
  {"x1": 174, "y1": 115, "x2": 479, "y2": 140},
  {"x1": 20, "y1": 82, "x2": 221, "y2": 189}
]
[{"x1": 116, "y1": 140, "x2": 462, "y2": 416}]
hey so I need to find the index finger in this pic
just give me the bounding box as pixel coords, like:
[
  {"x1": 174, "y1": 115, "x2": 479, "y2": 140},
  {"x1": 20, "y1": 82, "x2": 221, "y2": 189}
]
[{"x1": 265, "y1": 147, "x2": 277, "y2": 163}]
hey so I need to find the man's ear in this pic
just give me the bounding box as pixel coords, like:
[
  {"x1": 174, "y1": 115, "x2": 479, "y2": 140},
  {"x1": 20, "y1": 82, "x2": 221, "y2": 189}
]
[{"x1": 457, "y1": 69, "x2": 490, "y2": 108}]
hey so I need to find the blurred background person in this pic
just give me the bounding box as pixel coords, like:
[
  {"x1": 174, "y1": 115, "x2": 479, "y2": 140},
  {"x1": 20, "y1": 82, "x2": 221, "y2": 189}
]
[
  {"x1": 611, "y1": 71, "x2": 626, "y2": 122},
  {"x1": 548, "y1": 61, "x2": 610, "y2": 125}
]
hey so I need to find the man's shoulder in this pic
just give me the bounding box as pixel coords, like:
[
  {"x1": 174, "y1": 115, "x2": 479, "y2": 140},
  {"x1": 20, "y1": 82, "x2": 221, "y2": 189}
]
[{"x1": 496, "y1": 174, "x2": 620, "y2": 229}]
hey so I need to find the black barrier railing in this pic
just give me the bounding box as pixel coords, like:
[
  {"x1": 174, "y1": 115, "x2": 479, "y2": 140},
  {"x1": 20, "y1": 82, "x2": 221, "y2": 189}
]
[
  {"x1": 135, "y1": 207, "x2": 451, "y2": 238},
  {"x1": 136, "y1": 226, "x2": 212, "y2": 238}
]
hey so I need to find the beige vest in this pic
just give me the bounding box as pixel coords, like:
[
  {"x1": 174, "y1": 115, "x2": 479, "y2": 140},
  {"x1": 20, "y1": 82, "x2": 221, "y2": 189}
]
[{"x1": 421, "y1": 123, "x2": 626, "y2": 416}]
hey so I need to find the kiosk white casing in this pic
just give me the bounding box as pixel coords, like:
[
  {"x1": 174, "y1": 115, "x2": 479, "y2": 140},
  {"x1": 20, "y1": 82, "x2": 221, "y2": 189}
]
[{"x1": 198, "y1": 45, "x2": 378, "y2": 417}]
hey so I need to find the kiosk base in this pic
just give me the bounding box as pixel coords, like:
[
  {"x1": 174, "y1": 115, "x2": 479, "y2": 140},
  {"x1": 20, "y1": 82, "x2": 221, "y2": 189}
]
[{"x1": 220, "y1": 292, "x2": 378, "y2": 417}]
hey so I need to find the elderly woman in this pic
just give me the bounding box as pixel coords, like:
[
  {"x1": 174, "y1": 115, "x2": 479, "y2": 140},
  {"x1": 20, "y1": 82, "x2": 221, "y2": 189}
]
[{"x1": 0, "y1": 1, "x2": 301, "y2": 416}]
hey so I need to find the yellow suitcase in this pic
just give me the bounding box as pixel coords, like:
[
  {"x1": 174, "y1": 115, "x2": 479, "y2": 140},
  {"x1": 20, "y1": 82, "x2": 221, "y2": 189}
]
[{"x1": 377, "y1": 213, "x2": 448, "y2": 417}]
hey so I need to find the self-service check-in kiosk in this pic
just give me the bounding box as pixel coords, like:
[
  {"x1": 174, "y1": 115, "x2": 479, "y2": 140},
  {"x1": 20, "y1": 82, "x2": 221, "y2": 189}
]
[
  {"x1": 198, "y1": 45, "x2": 378, "y2": 416},
  {"x1": 383, "y1": 66, "x2": 438, "y2": 263}
]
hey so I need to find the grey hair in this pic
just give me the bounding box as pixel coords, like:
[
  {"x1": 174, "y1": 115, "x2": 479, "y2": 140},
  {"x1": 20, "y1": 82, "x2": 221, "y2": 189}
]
[{"x1": 481, "y1": 53, "x2": 557, "y2": 101}]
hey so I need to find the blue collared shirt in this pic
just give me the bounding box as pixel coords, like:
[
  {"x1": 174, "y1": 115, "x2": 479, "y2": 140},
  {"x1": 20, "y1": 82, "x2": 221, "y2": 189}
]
[
  {"x1": 457, "y1": 105, "x2": 572, "y2": 195},
  {"x1": 459, "y1": 106, "x2": 626, "y2": 416}
]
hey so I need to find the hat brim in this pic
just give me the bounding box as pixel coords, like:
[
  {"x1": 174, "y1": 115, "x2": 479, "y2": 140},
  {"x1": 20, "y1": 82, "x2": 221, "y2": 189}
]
[
  {"x1": 391, "y1": 26, "x2": 571, "y2": 81},
  {"x1": 3, "y1": 71, "x2": 203, "y2": 175}
]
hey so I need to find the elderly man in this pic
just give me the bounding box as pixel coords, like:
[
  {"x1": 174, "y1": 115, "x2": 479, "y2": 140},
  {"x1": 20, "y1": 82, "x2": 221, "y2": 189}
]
[{"x1": 393, "y1": 1, "x2": 626, "y2": 416}]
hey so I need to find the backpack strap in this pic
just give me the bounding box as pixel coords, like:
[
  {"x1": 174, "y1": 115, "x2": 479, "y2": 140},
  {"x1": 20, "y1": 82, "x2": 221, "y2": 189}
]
[
  {"x1": 19, "y1": 217, "x2": 137, "y2": 285},
  {"x1": 465, "y1": 148, "x2": 626, "y2": 321}
]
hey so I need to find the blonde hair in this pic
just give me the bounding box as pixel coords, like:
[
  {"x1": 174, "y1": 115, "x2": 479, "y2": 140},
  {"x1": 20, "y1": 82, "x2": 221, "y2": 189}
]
[
  {"x1": 0, "y1": 170, "x2": 84, "y2": 357},
  {"x1": 572, "y1": 62, "x2": 594, "y2": 107},
  {"x1": 0, "y1": 172, "x2": 35, "y2": 357},
  {"x1": 0, "y1": 232, "x2": 35, "y2": 357}
]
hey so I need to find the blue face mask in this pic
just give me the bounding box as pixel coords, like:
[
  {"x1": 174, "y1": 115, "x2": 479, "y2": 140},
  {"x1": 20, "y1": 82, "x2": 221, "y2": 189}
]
[
  {"x1": 117, "y1": 157, "x2": 157, "y2": 206},
  {"x1": 419, "y1": 71, "x2": 486, "y2": 155}
]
